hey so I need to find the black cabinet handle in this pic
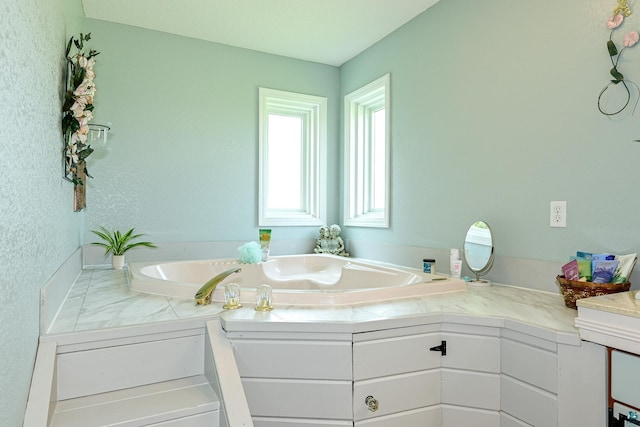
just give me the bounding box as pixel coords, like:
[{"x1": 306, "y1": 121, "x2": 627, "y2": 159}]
[{"x1": 429, "y1": 340, "x2": 447, "y2": 356}]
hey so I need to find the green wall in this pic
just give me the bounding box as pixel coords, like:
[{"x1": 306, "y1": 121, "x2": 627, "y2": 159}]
[
  {"x1": 85, "y1": 0, "x2": 640, "y2": 270},
  {"x1": 83, "y1": 19, "x2": 341, "y2": 244},
  {"x1": 0, "y1": 0, "x2": 84, "y2": 424},
  {"x1": 341, "y1": 0, "x2": 640, "y2": 264}
]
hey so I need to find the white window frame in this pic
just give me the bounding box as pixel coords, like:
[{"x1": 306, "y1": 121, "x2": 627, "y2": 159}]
[
  {"x1": 259, "y1": 87, "x2": 327, "y2": 226},
  {"x1": 343, "y1": 74, "x2": 390, "y2": 228}
]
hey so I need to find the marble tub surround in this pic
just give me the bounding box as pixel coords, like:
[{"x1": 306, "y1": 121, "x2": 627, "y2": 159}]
[
  {"x1": 47, "y1": 268, "x2": 225, "y2": 334},
  {"x1": 48, "y1": 266, "x2": 579, "y2": 343}
]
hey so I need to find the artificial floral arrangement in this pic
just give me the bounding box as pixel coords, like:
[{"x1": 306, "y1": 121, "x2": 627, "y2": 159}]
[
  {"x1": 598, "y1": 0, "x2": 640, "y2": 116},
  {"x1": 62, "y1": 33, "x2": 99, "y2": 185}
]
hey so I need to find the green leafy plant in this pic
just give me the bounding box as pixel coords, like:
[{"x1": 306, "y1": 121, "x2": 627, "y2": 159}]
[{"x1": 91, "y1": 226, "x2": 157, "y2": 256}]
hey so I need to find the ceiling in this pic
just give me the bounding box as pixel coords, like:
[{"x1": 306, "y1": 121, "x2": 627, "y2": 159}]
[{"x1": 81, "y1": 0, "x2": 439, "y2": 66}]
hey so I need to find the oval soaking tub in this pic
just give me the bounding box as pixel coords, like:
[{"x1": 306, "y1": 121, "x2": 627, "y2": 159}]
[{"x1": 128, "y1": 254, "x2": 466, "y2": 306}]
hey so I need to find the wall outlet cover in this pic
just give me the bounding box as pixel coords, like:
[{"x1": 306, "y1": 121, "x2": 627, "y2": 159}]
[{"x1": 550, "y1": 201, "x2": 567, "y2": 228}]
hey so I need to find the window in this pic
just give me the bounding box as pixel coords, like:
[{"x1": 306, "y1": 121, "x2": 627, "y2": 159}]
[
  {"x1": 259, "y1": 88, "x2": 327, "y2": 226},
  {"x1": 343, "y1": 74, "x2": 390, "y2": 228}
]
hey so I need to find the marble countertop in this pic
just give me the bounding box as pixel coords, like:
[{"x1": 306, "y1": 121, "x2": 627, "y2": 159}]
[
  {"x1": 575, "y1": 290, "x2": 640, "y2": 355},
  {"x1": 577, "y1": 290, "x2": 640, "y2": 319},
  {"x1": 47, "y1": 267, "x2": 582, "y2": 344}
]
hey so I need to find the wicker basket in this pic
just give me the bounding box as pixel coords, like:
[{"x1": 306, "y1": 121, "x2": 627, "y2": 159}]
[{"x1": 556, "y1": 275, "x2": 631, "y2": 309}]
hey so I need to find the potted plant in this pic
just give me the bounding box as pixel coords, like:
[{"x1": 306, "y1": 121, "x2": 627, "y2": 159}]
[{"x1": 91, "y1": 226, "x2": 157, "y2": 269}]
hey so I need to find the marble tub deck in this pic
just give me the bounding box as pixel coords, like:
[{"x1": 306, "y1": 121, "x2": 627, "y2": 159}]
[{"x1": 47, "y1": 267, "x2": 581, "y2": 338}]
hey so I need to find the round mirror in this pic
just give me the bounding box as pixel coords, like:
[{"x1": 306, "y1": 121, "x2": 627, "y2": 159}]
[{"x1": 463, "y1": 220, "x2": 495, "y2": 284}]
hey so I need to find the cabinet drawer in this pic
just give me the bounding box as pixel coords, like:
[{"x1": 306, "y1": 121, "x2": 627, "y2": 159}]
[
  {"x1": 442, "y1": 333, "x2": 500, "y2": 373},
  {"x1": 233, "y1": 339, "x2": 352, "y2": 380},
  {"x1": 442, "y1": 405, "x2": 499, "y2": 427},
  {"x1": 501, "y1": 339, "x2": 557, "y2": 393},
  {"x1": 355, "y1": 405, "x2": 441, "y2": 426},
  {"x1": 353, "y1": 369, "x2": 440, "y2": 420},
  {"x1": 501, "y1": 376, "x2": 557, "y2": 427},
  {"x1": 353, "y1": 332, "x2": 441, "y2": 380},
  {"x1": 441, "y1": 369, "x2": 500, "y2": 410},
  {"x1": 242, "y1": 378, "x2": 352, "y2": 420}
]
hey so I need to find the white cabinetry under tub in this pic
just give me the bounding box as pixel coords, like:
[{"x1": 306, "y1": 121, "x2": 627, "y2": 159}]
[
  {"x1": 352, "y1": 323, "x2": 501, "y2": 427},
  {"x1": 220, "y1": 313, "x2": 605, "y2": 427},
  {"x1": 228, "y1": 331, "x2": 353, "y2": 427},
  {"x1": 499, "y1": 329, "x2": 607, "y2": 427},
  {"x1": 500, "y1": 330, "x2": 558, "y2": 427}
]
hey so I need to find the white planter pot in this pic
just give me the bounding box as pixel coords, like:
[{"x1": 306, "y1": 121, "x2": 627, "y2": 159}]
[{"x1": 112, "y1": 255, "x2": 125, "y2": 270}]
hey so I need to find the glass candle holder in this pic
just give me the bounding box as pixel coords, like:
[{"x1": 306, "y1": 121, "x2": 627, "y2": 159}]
[
  {"x1": 255, "y1": 284, "x2": 273, "y2": 311},
  {"x1": 223, "y1": 283, "x2": 242, "y2": 309}
]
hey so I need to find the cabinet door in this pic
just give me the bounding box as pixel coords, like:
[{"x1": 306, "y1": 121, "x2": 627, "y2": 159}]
[
  {"x1": 232, "y1": 339, "x2": 352, "y2": 380},
  {"x1": 353, "y1": 370, "x2": 440, "y2": 421},
  {"x1": 441, "y1": 369, "x2": 500, "y2": 410},
  {"x1": 242, "y1": 378, "x2": 352, "y2": 420},
  {"x1": 441, "y1": 332, "x2": 500, "y2": 373},
  {"x1": 353, "y1": 332, "x2": 441, "y2": 380},
  {"x1": 355, "y1": 405, "x2": 441, "y2": 426},
  {"x1": 500, "y1": 376, "x2": 557, "y2": 427},
  {"x1": 442, "y1": 405, "x2": 500, "y2": 427},
  {"x1": 500, "y1": 412, "x2": 532, "y2": 427},
  {"x1": 501, "y1": 338, "x2": 557, "y2": 393}
]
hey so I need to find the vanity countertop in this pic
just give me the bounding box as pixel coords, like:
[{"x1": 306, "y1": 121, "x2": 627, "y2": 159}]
[
  {"x1": 577, "y1": 290, "x2": 640, "y2": 319},
  {"x1": 575, "y1": 290, "x2": 640, "y2": 354},
  {"x1": 47, "y1": 267, "x2": 582, "y2": 344}
]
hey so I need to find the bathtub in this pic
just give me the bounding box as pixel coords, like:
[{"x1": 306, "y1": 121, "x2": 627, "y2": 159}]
[{"x1": 128, "y1": 254, "x2": 466, "y2": 306}]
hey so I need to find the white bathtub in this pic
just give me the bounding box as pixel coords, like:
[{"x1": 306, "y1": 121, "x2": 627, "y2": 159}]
[{"x1": 128, "y1": 254, "x2": 466, "y2": 306}]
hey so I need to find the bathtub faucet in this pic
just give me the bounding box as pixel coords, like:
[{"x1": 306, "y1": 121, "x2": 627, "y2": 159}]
[{"x1": 195, "y1": 267, "x2": 242, "y2": 305}]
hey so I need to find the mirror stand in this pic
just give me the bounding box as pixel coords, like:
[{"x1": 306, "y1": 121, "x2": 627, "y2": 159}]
[
  {"x1": 469, "y1": 275, "x2": 492, "y2": 287},
  {"x1": 463, "y1": 220, "x2": 495, "y2": 287}
]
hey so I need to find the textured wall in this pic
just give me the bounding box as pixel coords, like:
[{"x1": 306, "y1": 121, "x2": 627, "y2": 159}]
[{"x1": 0, "y1": 0, "x2": 83, "y2": 425}]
